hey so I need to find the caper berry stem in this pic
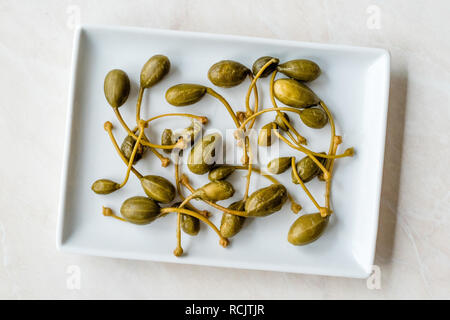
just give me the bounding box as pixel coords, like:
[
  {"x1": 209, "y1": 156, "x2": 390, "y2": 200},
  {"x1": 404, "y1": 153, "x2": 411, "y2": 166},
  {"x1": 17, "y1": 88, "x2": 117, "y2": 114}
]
[
  {"x1": 104, "y1": 122, "x2": 144, "y2": 179},
  {"x1": 244, "y1": 59, "x2": 277, "y2": 118},
  {"x1": 290, "y1": 157, "x2": 321, "y2": 211},
  {"x1": 324, "y1": 136, "x2": 342, "y2": 214},
  {"x1": 102, "y1": 206, "x2": 127, "y2": 222},
  {"x1": 144, "y1": 113, "x2": 208, "y2": 125},
  {"x1": 113, "y1": 106, "x2": 185, "y2": 150},
  {"x1": 319, "y1": 101, "x2": 336, "y2": 171},
  {"x1": 269, "y1": 70, "x2": 307, "y2": 145},
  {"x1": 130, "y1": 125, "x2": 170, "y2": 167},
  {"x1": 243, "y1": 137, "x2": 253, "y2": 201},
  {"x1": 118, "y1": 121, "x2": 147, "y2": 188},
  {"x1": 206, "y1": 87, "x2": 240, "y2": 128},
  {"x1": 160, "y1": 207, "x2": 229, "y2": 248}
]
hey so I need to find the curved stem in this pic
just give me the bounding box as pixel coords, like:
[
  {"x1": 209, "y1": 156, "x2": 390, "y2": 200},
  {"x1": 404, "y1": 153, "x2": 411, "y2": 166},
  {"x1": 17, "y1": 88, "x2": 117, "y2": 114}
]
[
  {"x1": 248, "y1": 75, "x2": 259, "y2": 129},
  {"x1": 325, "y1": 136, "x2": 342, "y2": 214},
  {"x1": 320, "y1": 101, "x2": 336, "y2": 171},
  {"x1": 104, "y1": 122, "x2": 143, "y2": 179},
  {"x1": 206, "y1": 87, "x2": 240, "y2": 128},
  {"x1": 245, "y1": 59, "x2": 277, "y2": 118},
  {"x1": 113, "y1": 107, "x2": 184, "y2": 150},
  {"x1": 118, "y1": 123, "x2": 146, "y2": 188},
  {"x1": 160, "y1": 207, "x2": 229, "y2": 247},
  {"x1": 144, "y1": 113, "x2": 207, "y2": 125},
  {"x1": 291, "y1": 157, "x2": 322, "y2": 212},
  {"x1": 243, "y1": 137, "x2": 253, "y2": 201},
  {"x1": 102, "y1": 206, "x2": 127, "y2": 222},
  {"x1": 269, "y1": 71, "x2": 307, "y2": 145},
  {"x1": 136, "y1": 87, "x2": 144, "y2": 125}
]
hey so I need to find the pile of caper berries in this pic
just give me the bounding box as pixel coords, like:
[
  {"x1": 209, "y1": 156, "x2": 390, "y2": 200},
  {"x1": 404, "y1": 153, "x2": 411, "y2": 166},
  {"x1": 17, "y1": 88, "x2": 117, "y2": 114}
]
[{"x1": 92, "y1": 54, "x2": 354, "y2": 257}]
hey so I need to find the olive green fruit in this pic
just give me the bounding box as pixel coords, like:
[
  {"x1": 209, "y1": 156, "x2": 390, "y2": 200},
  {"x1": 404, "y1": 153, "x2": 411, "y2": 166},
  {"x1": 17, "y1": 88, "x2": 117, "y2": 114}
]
[
  {"x1": 245, "y1": 184, "x2": 288, "y2": 217},
  {"x1": 273, "y1": 78, "x2": 320, "y2": 108},
  {"x1": 121, "y1": 134, "x2": 147, "y2": 162},
  {"x1": 208, "y1": 165, "x2": 236, "y2": 181},
  {"x1": 188, "y1": 133, "x2": 221, "y2": 175},
  {"x1": 120, "y1": 196, "x2": 160, "y2": 225},
  {"x1": 165, "y1": 84, "x2": 207, "y2": 106},
  {"x1": 220, "y1": 200, "x2": 246, "y2": 238},
  {"x1": 274, "y1": 112, "x2": 290, "y2": 131},
  {"x1": 252, "y1": 56, "x2": 279, "y2": 78},
  {"x1": 140, "y1": 175, "x2": 176, "y2": 203},
  {"x1": 287, "y1": 213, "x2": 329, "y2": 245},
  {"x1": 267, "y1": 157, "x2": 292, "y2": 174},
  {"x1": 194, "y1": 180, "x2": 235, "y2": 202},
  {"x1": 161, "y1": 129, "x2": 174, "y2": 154},
  {"x1": 291, "y1": 154, "x2": 326, "y2": 184},
  {"x1": 181, "y1": 214, "x2": 200, "y2": 236},
  {"x1": 277, "y1": 59, "x2": 321, "y2": 82},
  {"x1": 140, "y1": 55, "x2": 170, "y2": 88},
  {"x1": 258, "y1": 122, "x2": 277, "y2": 146},
  {"x1": 299, "y1": 108, "x2": 328, "y2": 129},
  {"x1": 207, "y1": 60, "x2": 250, "y2": 87},
  {"x1": 104, "y1": 69, "x2": 130, "y2": 108},
  {"x1": 91, "y1": 179, "x2": 120, "y2": 194}
]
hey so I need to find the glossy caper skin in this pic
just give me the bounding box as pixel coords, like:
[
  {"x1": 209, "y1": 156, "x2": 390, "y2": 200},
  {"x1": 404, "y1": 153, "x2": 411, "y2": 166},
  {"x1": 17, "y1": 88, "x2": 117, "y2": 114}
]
[
  {"x1": 140, "y1": 55, "x2": 170, "y2": 88},
  {"x1": 274, "y1": 112, "x2": 290, "y2": 131},
  {"x1": 273, "y1": 78, "x2": 320, "y2": 108},
  {"x1": 252, "y1": 56, "x2": 279, "y2": 78},
  {"x1": 120, "y1": 196, "x2": 160, "y2": 225},
  {"x1": 267, "y1": 157, "x2": 292, "y2": 174},
  {"x1": 291, "y1": 154, "x2": 326, "y2": 184},
  {"x1": 277, "y1": 59, "x2": 321, "y2": 82},
  {"x1": 220, "y1": 200, "x2": 246, "y2": 238},
  {"x1": 299, "y1": 108, "x2": 328, "y2": 129},
  {"x1": 181, "y1": 214, "x2": 200, "y2": 236},
  {"x1": 258, "y1": 122, "x2": 277, "y2": 146},
  {"x1": 188, "y1": 133, "x2": 221, "y2": 175},
  {"x1": 208, "y1": 60, "x2": 250, "y2": 87},
  {"x1": 288, "y1": 213, "x2": 329, "y2": 245},
  {"x1": 208, "y1": 165, "x2": 236, "y2": 181},
  {"x1": 196, "y1": 180, "x2": 235, "y2": 202},
  {"x1": 161, "y1": 129, "x2": 174, "y2": 154},
  {"x1": 140, "y1": 175, "x2": 176, "y2": 203},
  {"x1": 165, "y1": 84, "x2": 207, "y2": 106},
  {"x1": 121, "y1": 134, "x2": 146, "y2": 162},
  {"x1": 245, "y1": 184, "x2": 288, "y2": 217},
  {"x1": 104, "y1": 69, "x2": 130, "y2": 108},
  {"x1": 91, "y1": 179, "x2": 120, "y2": 194}
]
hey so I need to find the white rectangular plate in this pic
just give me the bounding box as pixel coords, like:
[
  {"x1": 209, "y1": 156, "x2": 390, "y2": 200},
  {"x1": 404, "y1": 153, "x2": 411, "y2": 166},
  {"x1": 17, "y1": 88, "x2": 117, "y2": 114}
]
[{"x1": 57, "y1": 25, "x2": 390, "y2": 278}]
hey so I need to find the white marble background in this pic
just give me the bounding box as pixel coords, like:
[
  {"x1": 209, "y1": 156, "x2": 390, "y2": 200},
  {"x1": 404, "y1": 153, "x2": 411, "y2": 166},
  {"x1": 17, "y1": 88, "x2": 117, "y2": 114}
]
[{"x1": 0, "y1": 0, "x2": 449, "y2": 299}]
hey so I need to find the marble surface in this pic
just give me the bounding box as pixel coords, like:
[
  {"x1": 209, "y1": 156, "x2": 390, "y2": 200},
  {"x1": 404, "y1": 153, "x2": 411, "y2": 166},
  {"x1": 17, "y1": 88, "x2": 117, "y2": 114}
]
[{"x1": 0, "y1": 0, "x2": 449, "y2": 299}]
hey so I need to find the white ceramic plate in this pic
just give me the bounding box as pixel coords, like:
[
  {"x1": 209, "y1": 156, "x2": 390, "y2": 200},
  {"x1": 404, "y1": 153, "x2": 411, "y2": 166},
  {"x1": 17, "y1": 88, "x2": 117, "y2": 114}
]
[{"x1": 57, "y1": 25, "x2": 390, "y2": 278}]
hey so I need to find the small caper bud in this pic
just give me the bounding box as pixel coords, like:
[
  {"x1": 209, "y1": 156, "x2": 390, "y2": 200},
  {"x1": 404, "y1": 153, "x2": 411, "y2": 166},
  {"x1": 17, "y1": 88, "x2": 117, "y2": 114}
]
[
  {"x1": 188, "y1": 133, "x2": 221, "y2": 175},
  {"x1": 195, "y1": 181, "x2": 235, "y2": 202},
  {"x1": 299, "y1": 107, "x2": 328, "y2": 129},
  {"x1": 161, "y1": 129, "x2": 175, "y2": 154},
  {"x1": 266, "y1": 157, "x2": 292, "y2": 174},
  {"x1": 287, "y1": 213, "x2": 329, "y2": 245},
  {"x1": 258, "y1": 122, "x2": 277, "y2": 146},
  {"x1": 165, "y1": 84, "x2": 207, "y2": 106},
  {"x1": 208, "y1": 165, "x2": 236, "y2": 181},
  {"x1": 273, "y1": 78, "x2": 320, "y2": 108},
  {"x1": 291, "y1": 154, "x2": 326, "y2": 184},
  {"x1": 274, "y1": 112, "x2": 290, "y2": 131},
  {"x1": 220, "y1": 200, "x2": 246, "y2": 238},
  {"x1": 121, "y1": 134, "x2": 147, "y2": 163},
  {"x1": 91, "y1": 179, "x2": 120, "y2": 194},
  {"x1": 120, "y1": 196, "x2": 161, "y2": 225},
  {"x1": 277, "y1": 59, "x2": 321, "y2": 82},
  {"x1": 140, "y1": 55, "x2": 171, "y2": 88},
  {"x1": 104, "y1": 69, "x2": 130, "y2": 108},
  {"x1": 245, "y1": 184, "x2": 288, "y2": 217},
  {"x1": 140, "y1": 175, "x2": 176, "y2": 204},
  {"x1": 252, "y1": 56, "x2": 279, "y2": 78}
]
